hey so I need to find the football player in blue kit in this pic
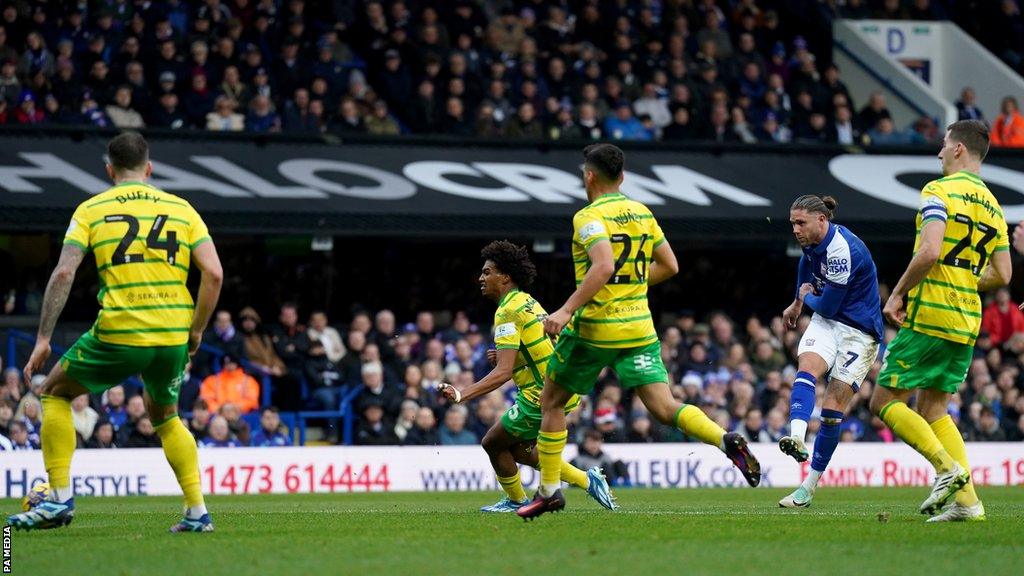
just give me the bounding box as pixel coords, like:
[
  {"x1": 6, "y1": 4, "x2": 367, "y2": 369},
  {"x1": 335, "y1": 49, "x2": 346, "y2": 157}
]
[{"x1": 778, "y1": 195, "x2": 885, "y2": 508}]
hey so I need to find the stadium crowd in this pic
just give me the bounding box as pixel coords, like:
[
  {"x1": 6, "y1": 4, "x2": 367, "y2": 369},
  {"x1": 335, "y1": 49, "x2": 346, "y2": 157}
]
[
  {"x1": 0, "y1": 1, "x2": 1021, "y2": 146},
  {"x1": 4, "y1": 287, "x2": 1024, "y2": 450}
]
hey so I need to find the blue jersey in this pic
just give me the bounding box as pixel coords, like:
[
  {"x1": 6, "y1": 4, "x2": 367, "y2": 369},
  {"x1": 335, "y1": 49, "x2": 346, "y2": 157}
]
[
  {"x1": 796, "y1": 223, "x2": 884, "y2": 341},
  {"x1": 250, "y1": 430, "x2": 292, "y2": 447}
]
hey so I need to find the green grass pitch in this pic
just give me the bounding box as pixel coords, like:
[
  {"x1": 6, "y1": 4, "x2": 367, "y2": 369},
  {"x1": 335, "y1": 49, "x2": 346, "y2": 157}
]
[{"x1": 4, "y1": 487, "x2": 1022, "y2": 576}]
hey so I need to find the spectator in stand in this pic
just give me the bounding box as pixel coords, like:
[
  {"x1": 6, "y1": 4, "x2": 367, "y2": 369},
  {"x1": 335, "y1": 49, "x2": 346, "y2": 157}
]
[
  {"x1": 572, "y1": 429, "x2": 628, "y2": 486},
  {"x1": 308, "y1": 310, "x2": 345, "y2": 364},
  {"x1": 116, "y1": 395, "x2": 147, "y2": 445},
  {"x1": 956, "y1": 87, "x2": 984, "y2": 122},
  {"x1": 199, "y1": 354, "x2": 260, "y2": 414},
  {"x1": 219, "y1": 66, "x2": 250, "y2": 109},
  {"x1": 357, "y1": 398, "x2": 398, "y2": 445},
  {"x1": 991, "y1": 96, "x2": 1024, "y2": 147},
  {"x1": 219, "y1": 403, "x2": 252, "y2": 445},
  {"x1": 269, "y1": 302, "x2": 310, "y2": 410},
  {"x1": 125, "y1": 417, "x2": 161, "y2": 448},
  {"x1": 198, "y1": 310, "x2": 246, "y2": 377},
  {"x1": 365, "y1": 99, "x2": 400, "y2": 135},
  {"x1": 201, "y1": 415, "x2": 242, "y2": 448},
  {"x1": 206, "y1": 95, "x2": 244, "y2": 131},
  {"x1": 188, "y1": 398, "x2": 212, "y2": 441},
  {"x1": 245, "y1": 94, "x2": 281, "y2": 132},
  {"x1": 858, "y1": 92, "x2": 891, "y2": 134},
  {"x1": 735, "y1": 407, "x2": 770, "y2": 442},
  {"x1": 105, "y1": 85, "x2": 145, "y2": 128},
  {"x1": 970, "y1": 406, "x2": 1007, "y2": 441},
  {"x1": 85, "y1": 421, "x2": 117, "y2": 449},
  {"x1": 306, "y1": 335, "x2": 344, "y2": 413},
  {"x1": 0, "y1": 400, "x2": 14, "y2": 437},
  {"x1": 239, "y1": 306, "x2": 286, "y2": 377},
  {"x1": 329, "y1": 97, "x2": 365, "y2": 135},
  {"x1": 404, "y1": 406, "x2": 440, "y2": 445},
  {"x1": 393, "y1": 399, "x2": 419, "y2": 443},
  {"x1": 356, "y1": 361, "x2": 401, "y2": 418},
  {"x1": 626, "y1": 414, "x2": 659, "y2": 440},
  {"x1": 183, "y1": 73, "x2": 215, "y2": 127},
  {"x1": 6, "y1": 420, "x2": 35, "y2": 450},
  {"x1": 251, "y1": 406, "x2": 292, "y2": 447},
  {"x1": 830, "y1": 105, "x2": 859, "y2": 145},
  {"x1": 867, "y1": 117, "x2": 915, "y2": 145},
  {"x1": 13, "y1": 90, "x2": 44, "y2": 124},
  {"x1": 981, "y1": 288, "x2": 1024, "y2": 347},
  {"x1": 593, "y1": 403, "x2": 627, "y2": 443},
  {"x1": 439, "y1": 405, "x2": 476, "y2": 445},
  {"x1": 634, "y1": 82, "x2": 672, "y2": 130},
  {"x1": 103, "y1": 385, "x2": 128, "y2": 432},
  {"x1": 605, "y1": 101, "x2": 650, "y2": 141},
  {"x1": 1, "y1": 367, "x2": 21, "y2": 405},
  {"x1": 152, "y1": 90, "x2": 188, "y2": 129}
]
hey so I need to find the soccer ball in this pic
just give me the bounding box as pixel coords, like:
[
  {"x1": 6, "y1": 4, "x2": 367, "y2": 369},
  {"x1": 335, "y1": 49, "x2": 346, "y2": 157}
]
[{"x1": 21, "y1": 482, "x2": 51, "y2": 512}]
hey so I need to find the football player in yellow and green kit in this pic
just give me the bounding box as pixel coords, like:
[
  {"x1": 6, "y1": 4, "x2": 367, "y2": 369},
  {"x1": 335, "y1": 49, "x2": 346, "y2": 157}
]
[
  {"x1": 439, "y1": 241, "x2": 617, "y2": 512},
  {"x1": 870, "y1": 120, "x2": 1011, "y2": 522},
  {"x1": 518, "y1": 144, "x2": 761, "y2": 519},
  {"x1": 7, "y1": 132, "x2": 223, "y2": 533}
]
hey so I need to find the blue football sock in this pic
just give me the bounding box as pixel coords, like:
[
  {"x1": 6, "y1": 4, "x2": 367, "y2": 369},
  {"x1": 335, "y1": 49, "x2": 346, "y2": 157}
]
[
  {"x1": 789, "y1": 371, "x2": 817, "y2": 438},
  {"x1": 811, "y1": 408, "x2": 844, "y2": 473}
]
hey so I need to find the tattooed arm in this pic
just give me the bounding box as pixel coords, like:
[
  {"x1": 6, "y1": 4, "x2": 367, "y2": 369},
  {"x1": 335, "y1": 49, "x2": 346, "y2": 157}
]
[{"x1": 23, "y1": 244, "x2": 86, "y2": 383}]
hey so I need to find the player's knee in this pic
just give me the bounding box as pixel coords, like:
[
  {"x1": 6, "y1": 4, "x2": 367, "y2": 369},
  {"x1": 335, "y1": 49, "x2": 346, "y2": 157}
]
[
  {"x1": 148, "y1": 401, "x2": 178, "y2": 424},
  {"x1": 540, "y1": 384, "x2": 569, "y2": 412},
  {"x1": 481, "y1": 431, "x2": 501, "y2": 454},
  {"x1": 650, "y1": 404, "x2": 676, "y2": 425}
]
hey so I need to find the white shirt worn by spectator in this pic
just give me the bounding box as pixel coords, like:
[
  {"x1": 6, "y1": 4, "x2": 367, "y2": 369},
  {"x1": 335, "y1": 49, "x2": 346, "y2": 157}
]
[
  {"x1": 105, "y1": 105, "x2": 146, "y2": 128},
  {"x1": 73, "y1": 405, "x2": 100, "y2": 442},
  {"x1": 835, "y1": 121, "x2": 854, "y2": 145},
  {"x1": 206, "y1": 112, "x2": 245, "y2": 131},
  {"x1": 633, "y1": 97, "x2": 672, "y2": 128},
  {"x1": 308, "y1": 326, "x2": 346, "y2": 363}
]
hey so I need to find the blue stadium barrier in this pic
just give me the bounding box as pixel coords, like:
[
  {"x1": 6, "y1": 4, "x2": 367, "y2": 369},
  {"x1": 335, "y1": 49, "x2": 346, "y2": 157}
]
[
  {"x1": 4, "y1": 329, "x2": 144, "y2": 391},
  {"x1": 4, "y1": 329, "x2": 360, "y2": 446}
]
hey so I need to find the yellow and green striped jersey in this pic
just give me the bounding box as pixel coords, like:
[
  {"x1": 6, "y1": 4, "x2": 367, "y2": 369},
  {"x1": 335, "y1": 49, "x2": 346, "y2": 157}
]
[
  {"x1": 568, "y1": 192, "x2": 666, "y2": 348},
  {"x1": 493, "y1": 289, "x2": 579, "y2": 410},
  {"x1": 905, "y1": 170, "x2": 1009, "y2": 345},
  {"x1": 63, "y1": 181, "x2": 211, "y2": 347}
]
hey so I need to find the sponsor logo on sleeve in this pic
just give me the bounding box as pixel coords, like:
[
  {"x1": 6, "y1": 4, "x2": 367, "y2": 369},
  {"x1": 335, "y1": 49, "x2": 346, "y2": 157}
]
[
  {"x1": 494, "y1": 322, "x2": 517, "y2": 339},
  {"x1": 827, "y1": 257, "x2": 849, "y2": 276},
  {"x1": 579, "y1": 221, "x2": 605, "y2": 241}
]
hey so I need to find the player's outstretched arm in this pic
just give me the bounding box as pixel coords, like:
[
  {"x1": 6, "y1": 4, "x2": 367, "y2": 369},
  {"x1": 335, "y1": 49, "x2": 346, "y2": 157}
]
[
  {"x1": 24, "y1": 244, "x2": 86, "y2": 383},
  {"x1": 648, "y1": 241, "x2": 679, "y2": 286},
  {"x1": 189, "y1": 240, "x2": 224, "y2": 356},
  {"x1": 884, "y1": 219, "x2": 945, "y2": 326},
  {"x1": 978, "y1": 249, "x2": 1012, "y2": 292},
  {"x1": 544, "y1": 240, "x2": 614, "y2": 335},
  {"x1": 440, "y1": 348, "x2": 516, "y2": 404}
]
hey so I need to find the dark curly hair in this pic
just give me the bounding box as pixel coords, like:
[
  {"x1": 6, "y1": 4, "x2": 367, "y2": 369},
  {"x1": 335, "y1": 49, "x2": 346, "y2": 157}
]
[{"x1": 481, "y1": 240, "x2": 537, "y2": 289}]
